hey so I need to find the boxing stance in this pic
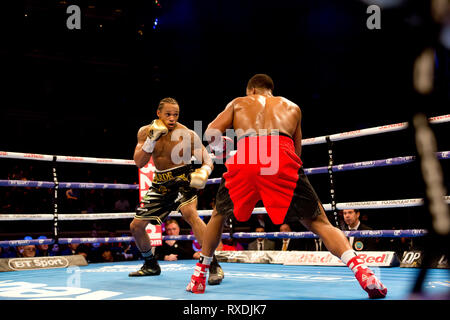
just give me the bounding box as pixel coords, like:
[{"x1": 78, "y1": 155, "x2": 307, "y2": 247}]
[
  {"x1": 129, "y1": 97, "x2": 224, "y2": 285},
  {"x1": 186, "y1": 74, "x2": 387, "y2": 298}
]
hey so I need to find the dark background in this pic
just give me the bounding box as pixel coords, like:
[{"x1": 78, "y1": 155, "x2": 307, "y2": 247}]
[{"x1": 0, "y1": 0, "x2": 449, "y2": 235}]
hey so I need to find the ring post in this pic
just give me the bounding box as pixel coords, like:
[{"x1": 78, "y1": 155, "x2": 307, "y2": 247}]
[
  {"x1": 326, "y1": 136, "x2": 340, "y2": 228},
  {"x1": 411, "y1": 113, "x2": 450, "y2": 295},
  {"x1": 52, "y1": 156, "x2": 59, "y2": 244}
]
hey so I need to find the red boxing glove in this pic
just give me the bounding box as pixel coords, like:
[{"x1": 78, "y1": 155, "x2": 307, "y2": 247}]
[
  {"x1": 208, "y1": 136, "x2": 233, "y2": 160},
  {"x1": 186, "y1": 262, "x2": 209, "y2": 294}
]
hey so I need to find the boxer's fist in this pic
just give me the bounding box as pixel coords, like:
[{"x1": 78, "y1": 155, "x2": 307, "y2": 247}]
[
  {"x1": 141, "y1": 119, "x2": 168, "y2": 153},
  {"x1": 148, "y1": 119, "x2": 168, "y2": 141},
  {"x1": 189, "y1": 165, "x2": 212, "y2": 189},
  {"x1": 208, "y1": 136, "x2": 233, "y2": 160}
]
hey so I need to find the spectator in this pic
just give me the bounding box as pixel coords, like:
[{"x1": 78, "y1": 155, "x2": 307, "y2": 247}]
[
  {"x1": 17, "y1": 245, "x2": 36, "y2": 257},
  {"x1": 342, "y1": 209, "x2": 378, "y2": 251},
  {"x1": 84, "y1": 190, "x2": 98, "y2": 213},
  {"x1": 0, "y1": 246, "x2": 17, "y2": 258},
  {"x1": 61, "y1": 243, "x2": 90, "y2": 260},
  {"x1": 389, "y1": 234, "x2": 413, "y2": 256},
  {"x1": 0, "y1": 191, "x2": 13, "y2": 213},
  {"x1": 217, "y1": 238, "x2": 244, "y2": 251},
  {"x1": 275, "y1": 223, "x2": 305, "y2": 251},
  {"x1": 155, "y1": 219, "x2": 196, "y2": 261},
  {"x1": 88, "y1": 242, "x2": 102, "y2": 262},
  {"x1": 16, "y1": 236, "x2": 36, "y2": 257},
  {"x1": 101, "y1": 232, "x2": 140, "y2": 262},
  {"x1": 249, "y1": 213, "x2": 277, "y2": 232},
  {"x1": 76, "y1": 244, "x2": 91, "y2": 261},
  {"x1": 49, "y1": 243, "x2": 61, "y2": 256},
  {"x1": 383, "y1": 227, "x2": 413, "y2": 256},
  {"x1": 60, "y1": 243, "x2": 80, "y2": 256},
  {"x1": 35, "y1": 236, "x2": 49, "y2": 257},
  {"x1": 116, "y1": 237, "x2": 140, "y2": 261},
  {"x1": 65, "y1": 188, "x2": 81, "y2": 212},
  {"x1": 248, "y1": 226, "x2": 275, "y2": 251},
  {"x1": 113, "y1": 194, "x2": 130, "y2": 212},
  {"x1": 98, "y1": 245, "x2": 115, "y2": 263}
]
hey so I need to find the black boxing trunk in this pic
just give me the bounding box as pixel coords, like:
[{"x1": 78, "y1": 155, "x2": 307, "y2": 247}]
[{"x1": 135, "y1": 164, "x2": 198, "y2": 224}]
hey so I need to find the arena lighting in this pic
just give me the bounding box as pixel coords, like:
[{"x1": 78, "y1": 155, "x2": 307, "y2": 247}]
[{"x1": 153, "y1": 0, "x2": 161, "y2": 30}]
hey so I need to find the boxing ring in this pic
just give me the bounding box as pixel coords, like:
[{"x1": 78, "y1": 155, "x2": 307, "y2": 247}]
[
  {"x1": 0, "y1": 261, "x2": 448, "y2": 300},
  {"x1": 0, "y1": 114, "x2": 449, "y2": 300}
]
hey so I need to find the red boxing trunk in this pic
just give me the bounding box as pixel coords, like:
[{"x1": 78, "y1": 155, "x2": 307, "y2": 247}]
[{"x1": 215, "y1": 133, "x2": 323, "y2": 225}]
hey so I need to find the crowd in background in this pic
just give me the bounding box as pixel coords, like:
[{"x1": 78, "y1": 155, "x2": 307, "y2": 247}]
[
  {"x1": 0, "y1": 162, "x2": 425, "y2": 263},
  {"x1": 0, "y1": 163, "x2": 218, "y2": 215},
  {"x1": 0, "y1": 207, "x2": 418, "y2": 263}
]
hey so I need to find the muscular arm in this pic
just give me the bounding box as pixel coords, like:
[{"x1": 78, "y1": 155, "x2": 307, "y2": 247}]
[
  {"x1": 204, "y1": 100, "x2": 235, "y2": 144},
  {"x1": 293, "y1": 108, "x2": 302, "y2": 158},
  {"x1": 191, "y1": 130, "x2": 214, "y2": 171},
  {"x1": 134, "y1": 126, "x2": 151, "y2": 168}
]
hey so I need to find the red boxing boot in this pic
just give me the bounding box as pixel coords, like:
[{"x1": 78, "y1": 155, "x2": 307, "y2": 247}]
[
  {"x1": 347, "y1": 256, "x2": 388, "y2": 299},
  {"x1": 186, "y1": 262, "x2": 208, "y2": 294}
]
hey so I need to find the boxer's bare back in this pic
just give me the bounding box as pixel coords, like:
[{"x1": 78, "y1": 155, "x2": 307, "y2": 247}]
[{"x1": 207, "y1": 94, "x2": 303, "y2": 157}]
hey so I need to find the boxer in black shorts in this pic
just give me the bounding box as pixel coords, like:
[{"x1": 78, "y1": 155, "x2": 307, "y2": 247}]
[{"x1": 129, "y1": 97, "x2": 224, "y2": 285}]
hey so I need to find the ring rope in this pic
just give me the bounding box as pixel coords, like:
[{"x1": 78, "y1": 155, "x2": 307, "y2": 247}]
[
  {"x1": 0, "y1": 181, "x2": 138, "y2": 189},
  {"x1": 302, "y1": 114, "x2": 450, "y2": 146},
  {"x1": 1, "y1": 151, "x2": 448, "y2": 189},
  {"x1": 0, "y1": 114, "x2": 448, "y2": 164},
  {"x1": 1, "y1": 196, "x2": 449, "y2": 221},
  {"x1": 1, "y1": 115, "x2": 448, "y2": 250},
  {"x1": 0, "y1": 152, "x2": 136, "y2": 165},
  {"x1": 305, "y1": 151, "x2": 450, "y2": 175},
  {"x1": 0, "y1": 229, "x2": 428, "y2": 248}
]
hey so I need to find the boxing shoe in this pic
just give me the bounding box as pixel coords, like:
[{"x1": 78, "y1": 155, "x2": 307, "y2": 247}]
[
  {"x1": 186, "y1": 262, "x2": 208, "y2": 294},
  {"x1": 347, "y1": 256, "x2": 387, "y2": 299},
  {"x1": 129, "y1": 257, "x2": 161, "y2": 277},
  {"x1": 208, "y1": 256, "x2": 224, "y2": 285}
]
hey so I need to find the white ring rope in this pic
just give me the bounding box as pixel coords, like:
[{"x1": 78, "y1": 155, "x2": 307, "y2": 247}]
[
  {"x1": 1, "y1": 114, "x2": 448, "y2": 164},
  {"x1": 0, "y1": 152, "x2": 136, "y2": 165},
  {"x1": 1, "y1": 196, "x2": 449, "y2": 221},
  {"x1": 302, "y1": 114, "x2": 450, "y2": 145}
]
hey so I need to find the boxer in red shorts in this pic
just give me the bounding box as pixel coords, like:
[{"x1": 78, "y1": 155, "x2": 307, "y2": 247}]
[{"x1": 186, "y1": 74, "x2": 387, "y2": 299}]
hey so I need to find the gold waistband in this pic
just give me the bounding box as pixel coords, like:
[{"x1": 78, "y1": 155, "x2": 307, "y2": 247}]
[{"x1": 153, "y1": 165, "x2": 191, "y2": 183}]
